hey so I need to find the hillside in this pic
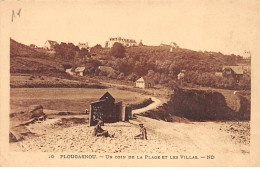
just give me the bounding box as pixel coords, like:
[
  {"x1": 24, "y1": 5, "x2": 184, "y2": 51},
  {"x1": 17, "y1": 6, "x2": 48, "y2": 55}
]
[
  {"x1": 126, "y1": 46, "x2": 238, "y2": 72},
  {"x1": 10, "y1": 38, "x2": 45, "y2": 58},
  {"x1": 90, "y1": 45, "x2": 249, "y2": 89},
  {"x1": 10, "y1": 39, "x2": 250, "y2": 90},
  {"x1": 10, "y1": 39, "x2": 71, "y2": 78}
]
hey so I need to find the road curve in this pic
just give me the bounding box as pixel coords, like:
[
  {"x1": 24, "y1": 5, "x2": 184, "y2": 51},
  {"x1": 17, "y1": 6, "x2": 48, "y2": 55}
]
[
  {"x1": 99, "y1": 81, "x2": 164, "y2": 114},
  {"x1": 132, "y1": 97, "x2": 163, "y2": 114}
]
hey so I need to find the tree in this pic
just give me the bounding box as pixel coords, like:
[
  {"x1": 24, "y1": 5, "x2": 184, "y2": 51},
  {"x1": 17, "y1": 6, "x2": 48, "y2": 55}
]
[
  {"x1": 79, "y1": 48, "x2": 90, "y2": 58},
  {"x1": 54, "y1": 43, "x2": 76, "y2": 62},
  {"x1": 139, "y1": 40, "x2": 144, "y2": 46},
  {"x1": 118, "y1": 60, "x2": 133, "y2": 75},
  {"x1": 224, "y1": 54, "x2": 237, "y2": 65},
  {"x1": 110, "y1": 42, "x2": 126, "y2": 58},
  {"x1": 117, "y1": 73, "x2": 125, "y2": 80},
  {"x1": 147, "y1": 70, "x2": 155, "y2": 77},
  {"x1": 90, "y1": 44, "x2": 102, "y2": 53},
  {"x1": 134, "y1": 61, "x2": 148, "y2": 76},
  {"x1": 238, "y1": 73, "x2": 251, "y2": 90},
  {"x1": 127, "y1": 73, "x2": 138, "y2": 81},
  {"x1": 222, "y1": 77, "x2": 236, "y2": 89}
]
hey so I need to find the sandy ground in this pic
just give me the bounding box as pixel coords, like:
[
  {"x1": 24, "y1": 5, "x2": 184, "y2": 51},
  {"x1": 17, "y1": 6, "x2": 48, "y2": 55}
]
[
  {"x1": 10, "y1": 116, "x2": 250, "y2": 154},
  {"x1": 9, "y1": 83, "x2": 250, "y2": 154}
]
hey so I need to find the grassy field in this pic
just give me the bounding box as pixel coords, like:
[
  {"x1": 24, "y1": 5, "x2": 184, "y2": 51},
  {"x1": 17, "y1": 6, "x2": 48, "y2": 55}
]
[
  {"x1": 10, "y1": 74, "x2": 105, "y2": 88},
  {"x1": 10, "y1": 88, "x2": 148, "y2": 113}
]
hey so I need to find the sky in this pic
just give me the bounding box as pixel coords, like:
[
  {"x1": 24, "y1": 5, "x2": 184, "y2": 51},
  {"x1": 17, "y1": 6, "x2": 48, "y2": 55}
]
[{"x1": 7, "y1": 0, "x2": 260, "y2": 56}]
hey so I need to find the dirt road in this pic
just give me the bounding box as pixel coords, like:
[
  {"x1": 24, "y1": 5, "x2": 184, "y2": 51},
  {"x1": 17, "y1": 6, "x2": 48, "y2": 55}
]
[
  {"x1": 137, "y1": 116, "x2": 250, "y2": 154},
  {"x1": 100, "y1": 81, "x2": 165, "y2": 114},
  {"x1": 132, "y1": 97, "x2": 163, "y2": 114}
]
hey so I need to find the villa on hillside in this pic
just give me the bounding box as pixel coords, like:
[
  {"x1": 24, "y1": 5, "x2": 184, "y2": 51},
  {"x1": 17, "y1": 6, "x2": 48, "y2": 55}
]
[
  {"x1": 222, "y1": 66, "x2": 246, "y2": 83},
  {"x1": 160, "y1": 43, "x2": 170, "y2": 47},
  {"x1": 243, "y1": 50, "x2": 251, "y2": 59},
  {"x1": 44, "y1": 40, "x2": 58, "y2": 50},
  {"x1": 78, "y1": 42, "x2": 89, "y2": 50},
  {"x1": 160, "y1": 42, "x2": 179, "y2": 52},
  {"x1": 74, "y1": 66, "x2": 86, "y2": 76},
  {"x1": 170, "y1": 42, "x2": 179, "y2": 52},
  {"x1": 135, "y1": 77, "x2": 153, "y2": 89},
  {"x1": 105, "y1": 37, "x2": 137, "y2": 48}
]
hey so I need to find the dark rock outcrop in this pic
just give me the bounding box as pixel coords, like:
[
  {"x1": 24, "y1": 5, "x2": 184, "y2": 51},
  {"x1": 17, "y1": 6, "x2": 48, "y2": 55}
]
[
  {"x1": 167, "y1": 88, "x2": 250, "y2": 121},
  {"x1": 143, "y1": 88, "x2": 250, "y2": 122},
  {"x1": 28, "y1": 105, "x2": 45, "y2": 118}
]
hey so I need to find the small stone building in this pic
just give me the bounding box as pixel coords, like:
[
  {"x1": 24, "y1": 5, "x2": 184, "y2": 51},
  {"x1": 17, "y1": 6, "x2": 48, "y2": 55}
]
[
  {"x1": 135, "y1": 77, "x2": 153, "y2": 89},
  {"x1": 89, "y1": 92, "x2": 132, "y2": 126}
]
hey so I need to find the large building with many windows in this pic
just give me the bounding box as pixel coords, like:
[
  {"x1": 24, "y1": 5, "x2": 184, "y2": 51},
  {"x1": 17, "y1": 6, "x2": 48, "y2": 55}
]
[
  {"x1": 105, "y1": 37, "x2": 137, "y2": 48},
  {"x1": 78, "y1": 42, "x2": 89, "y2": 50}
]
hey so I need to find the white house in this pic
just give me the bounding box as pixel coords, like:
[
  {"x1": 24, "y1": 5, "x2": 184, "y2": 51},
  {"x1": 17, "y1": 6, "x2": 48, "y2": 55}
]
[
  {"x1": 105, "y1": 37, "x2": 137, "y2": 48},
  {"x1": 170, "y1": 42, "x2": 179, "y2": 52},
  {"x1": 44, "y1": 40, "x2": 58, "y2": 50},
  {"x1": 74, "y1": 67, "x2": 86, "y2": 76},
  {"x1": 135, "y1": 77, "x2": 153, "y2": 89},
  {"x1": 65, "y1": 68, "x2": 74, "y2": 76},
  {"x1": 78, "y1": 42, "x2": 89, "y2": 50},
  {"x1": 170, "y1": 42, "x2": 179, "y2": 48},
  {"x1": 243, "y1": 50, "x2": 251, "y2": 59}
]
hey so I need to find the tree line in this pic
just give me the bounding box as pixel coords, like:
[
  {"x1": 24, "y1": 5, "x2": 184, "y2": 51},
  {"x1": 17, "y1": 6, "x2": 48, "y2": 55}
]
[{"x1": 56, "y1": 41, "x2": 250, "y2": 90}]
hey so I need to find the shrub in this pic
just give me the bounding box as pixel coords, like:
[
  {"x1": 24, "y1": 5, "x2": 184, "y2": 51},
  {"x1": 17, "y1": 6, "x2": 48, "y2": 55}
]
[{"x1": 110, "y1": 42, "x2": 126, "y2": 58}]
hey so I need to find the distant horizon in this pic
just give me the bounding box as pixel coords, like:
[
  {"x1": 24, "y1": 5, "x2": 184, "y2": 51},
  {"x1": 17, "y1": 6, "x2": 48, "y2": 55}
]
[
  {"x1": 10, "y1": 36, "x2": 250, "y2": 57},
  {"x1": 8, "y1": 0, "x2": 259, "y2": 57}
]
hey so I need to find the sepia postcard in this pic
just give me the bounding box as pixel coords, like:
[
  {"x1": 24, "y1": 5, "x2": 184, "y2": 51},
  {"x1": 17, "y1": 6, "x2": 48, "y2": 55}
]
[{"x1": 0, "y1": 0, "x2": 260, "y2": 167}]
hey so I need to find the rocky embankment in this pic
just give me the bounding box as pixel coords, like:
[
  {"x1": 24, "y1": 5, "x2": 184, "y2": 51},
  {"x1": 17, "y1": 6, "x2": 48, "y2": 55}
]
[{"x1": 143, "y1": 88, "x2": 250, "y2": 122}]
